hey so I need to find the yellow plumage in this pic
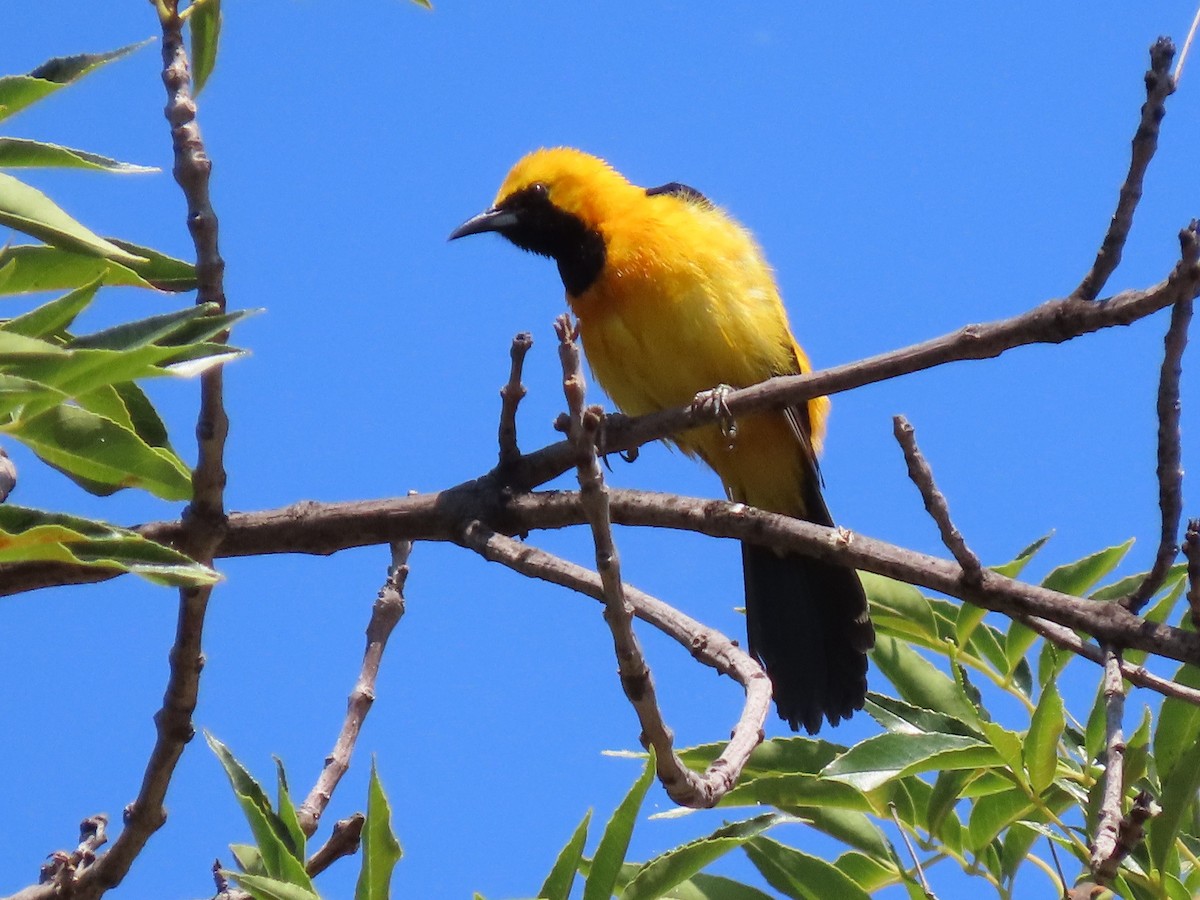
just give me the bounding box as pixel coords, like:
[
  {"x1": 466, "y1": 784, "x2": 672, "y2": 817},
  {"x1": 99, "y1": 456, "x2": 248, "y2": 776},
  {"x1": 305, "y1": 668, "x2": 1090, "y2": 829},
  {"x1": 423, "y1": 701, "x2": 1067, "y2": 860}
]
[{"x1": 452, "y1": 147, "x2": 872, "y2": 733}]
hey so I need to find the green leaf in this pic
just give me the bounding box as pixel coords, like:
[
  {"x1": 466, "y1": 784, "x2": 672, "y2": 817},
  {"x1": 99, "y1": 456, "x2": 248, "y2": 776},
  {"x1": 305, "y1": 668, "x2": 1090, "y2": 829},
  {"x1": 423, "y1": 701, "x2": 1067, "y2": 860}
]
[
  {"x1": 227, "y1": 872, "x2": 320, "y2": 900},
  {"x1": 720, "y1": 772, "x2": 871, "y2": 812},
  {"x1": 862, "y1": 572, "x2": 941, "y2": 645},
  {"x1": 2, "y1": 278, "x2": 100, "y2": 337},
  {"x1": 0, "y1": 504, "x2": 217, "y2": 585},
  {"x1": 582, "y1": 751, "x2": 655, "y2": 900},
  {"x1": 8, "y1": 403, "x2": 192, "y2": 500},
  {"x1": 1149, "y1": 738, "x2": 1200, "y2": 873},
  {"x1": 990, "y1": 533, "x2": 1052, "y2": 578},
  {"x1": 273, "y1": 761, "x2": 306, "y2": 867},
  {"x1": 0, "y1": 138, "x2": 156, "y2": 173},
  {"x1": 623, "y1": 814, "x2": 788, "y2": 900},
  {"x1": 784, "y1": 807, "x2": 892, "y2": 860},
  {"x1": 966, "y1": 787, "x2": 1035, "y2": 852},
  {"x1": 979, "y1": 720, "x2": 1025, "y2": 774},
  {"x1": 538, "y1": 809, "x2": 591, "y2": 900},
  {"x1": 208, "y1": 739, "x2": 314, "y2": 894},
  {"x1": 822, "y1": 732, "x2": 1000, "y2": 792},
  {"x1": 355, "y1": 760, "x2": 402, "y2": 900},
  {"x1": 1003, "y1": 619, "x2": 1039, "y2": 678},
  {"x1": 0, "y1": 172, "x2": 146, "y2": 264},
  {"x1": 0, "y1": 41, "x2": 151, "y2": 123},
  {"x1": 1042, "y1": 541, "x2": 1133, "y2": 596},
  {"x1": 1125, "y1": 706, "x2": 1152, "y2": 789},
  {"x1": 864, "y1": 692, "x2": 981, "y2": 738},
  {"x1": 0, "y1": 242, "x2": 196, "y2": 294},
  {"x1": 190, "y1": 0, "x2": 222, "y2": 95},
  {"x1": 678, "y1": 737, "x2": 845, "y2": 780},
  {"x1": 829, "y1": 851, "x2": 898, "y2": 892},
  {"x1": 743, "y1": 835, "x2": 872, "y2": 900},
  {"x1": 1153, "y1": 662, "x2": 1200, "y2": 785},
  {"x1": 229, "y1": 843, "x2": 265, "y2": 875},
  {"x1": 1024, "y1": 684, "x2": 1065, "y2": 793},
  {"x1": 660, "y1": 873, "x2": 775, "y2": 900},
  {"x1": 927, "y1": 770, "x2": 972, "y2": 838},
  {"x1": 998, "y1": 821, "x2": 1040, "y2": 882},
  {"x1": 870, "y1": 635, "x2": 980, "y2": 725}
]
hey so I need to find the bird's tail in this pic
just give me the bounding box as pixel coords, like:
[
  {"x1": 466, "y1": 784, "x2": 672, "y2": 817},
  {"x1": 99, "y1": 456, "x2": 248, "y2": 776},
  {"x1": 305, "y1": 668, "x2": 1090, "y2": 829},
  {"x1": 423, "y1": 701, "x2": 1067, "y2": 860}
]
[{"x1": 742, "y1": 541, "x2": 873, "y2": 734}]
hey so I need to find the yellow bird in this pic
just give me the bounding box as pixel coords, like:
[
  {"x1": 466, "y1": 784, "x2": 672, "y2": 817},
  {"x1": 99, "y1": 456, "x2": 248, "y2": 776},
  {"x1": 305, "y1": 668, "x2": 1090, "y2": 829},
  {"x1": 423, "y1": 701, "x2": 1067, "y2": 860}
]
[{"x1": 450, "y1": 147, "x2": 873, "y2": 733}]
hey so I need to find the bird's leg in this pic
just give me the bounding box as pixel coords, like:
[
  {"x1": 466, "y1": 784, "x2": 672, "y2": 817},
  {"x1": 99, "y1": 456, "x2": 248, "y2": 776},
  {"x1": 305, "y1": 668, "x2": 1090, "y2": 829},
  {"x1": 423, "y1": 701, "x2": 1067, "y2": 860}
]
[{"x1": 692, "y1": 383, "x2": 738, "y2": 449}]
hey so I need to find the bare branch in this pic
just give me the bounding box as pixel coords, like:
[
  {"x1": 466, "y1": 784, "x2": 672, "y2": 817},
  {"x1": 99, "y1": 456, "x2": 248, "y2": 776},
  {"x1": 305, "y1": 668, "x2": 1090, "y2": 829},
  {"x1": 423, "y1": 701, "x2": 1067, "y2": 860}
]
[
  {"x1": 77, "y1": 7, "x2": 232, "y2": 895},
  {"x1": 297, "y1": 540, "x2": 411, "y2": 835},
  {"x1": 1073, "y1": 39, "x2": 1177, "y2": 302},
  {"x1": 893, "y1": 415, "x2": 982, "y2": 585},
  {"x1": 1090, "y1": 646, "x2": 1127, "y2": 880},
  {"x1": 498, "y1": 332, "x2": 533, "y2": 470},
  {"x1": 1125, "y1": 284, "x2": 1194, "y2": 612},
  {"x1": 306, "y1": 814, "x2": 365, "y2": 877},
  {"x1": 1185, "y1": 518, "x2": 1200, "y2": 627},
  {"x1": 1175, "y1": 8, "x2": 1200, "y2": 81},
  {"x1": 1018, "y1": 612, "x2": 1200, "y2": 705},
  {"x1": 889, "y1": 802, "x2": 938, "y2": 899},
  {"x1": 456, "y1": 521, "x2": 772, "y2": 808}
]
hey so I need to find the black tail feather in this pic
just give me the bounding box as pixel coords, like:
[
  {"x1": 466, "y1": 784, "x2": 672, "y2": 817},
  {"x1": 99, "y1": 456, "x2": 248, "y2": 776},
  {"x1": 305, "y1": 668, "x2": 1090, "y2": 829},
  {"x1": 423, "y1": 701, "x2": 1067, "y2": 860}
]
[{"x1": 742, "y1": 544, "x2": 873, "y2": 734}]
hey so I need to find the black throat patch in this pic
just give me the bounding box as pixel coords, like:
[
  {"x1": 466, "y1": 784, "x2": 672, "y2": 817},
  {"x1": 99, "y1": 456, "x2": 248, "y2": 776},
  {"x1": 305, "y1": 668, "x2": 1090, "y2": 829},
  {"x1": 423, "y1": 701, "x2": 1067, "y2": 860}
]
[{"x1": 495, "y1": 186, "x2": 607, "y2": 297}]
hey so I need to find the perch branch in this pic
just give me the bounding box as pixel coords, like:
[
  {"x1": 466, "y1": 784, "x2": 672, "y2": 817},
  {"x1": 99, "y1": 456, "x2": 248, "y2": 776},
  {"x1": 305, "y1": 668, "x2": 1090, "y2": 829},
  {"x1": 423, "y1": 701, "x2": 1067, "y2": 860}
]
[
  {"x1": 1073, "y1": 38, "x2": 1176, "y2": 302},
  {"x1": 893, "y1": 415, "x2": 982, "y2": 584},
  {"x1": 1185, "y1": 519, "x2": 1200, "y2": 627},
  {"x1": 297, "y1": 540, "x2": 411, "y2": 835},
  {"x1": 1124, "y1": 284, "x2": 1193, "y2": 612},
  {"x1": 456, "y1": 520, "x2": 771, "y2": 808},
  {"x1": 306, "y1": 814, "x2": 365, "y2": 877},
  {"x1": 498, "y1": 332, "x2": 533, "y2": 470},
  {"x1": 1090, "y1": 646, "x2": 1127, "y2": 880}
]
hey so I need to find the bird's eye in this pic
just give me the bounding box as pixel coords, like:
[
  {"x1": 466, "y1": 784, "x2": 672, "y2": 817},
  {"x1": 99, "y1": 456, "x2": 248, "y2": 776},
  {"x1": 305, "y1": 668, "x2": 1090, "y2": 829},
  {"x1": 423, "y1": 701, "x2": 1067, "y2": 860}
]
[{"x1": 529, "y1": 182, "x2": 549, "y2": 198}]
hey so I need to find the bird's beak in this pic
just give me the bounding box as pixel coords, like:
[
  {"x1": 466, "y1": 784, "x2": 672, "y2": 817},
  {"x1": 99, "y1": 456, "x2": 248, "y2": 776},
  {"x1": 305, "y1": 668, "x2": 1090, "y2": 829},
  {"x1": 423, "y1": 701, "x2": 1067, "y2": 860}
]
[{"x1": 448, "y1": 206, "x2": 519, "y2": 241}]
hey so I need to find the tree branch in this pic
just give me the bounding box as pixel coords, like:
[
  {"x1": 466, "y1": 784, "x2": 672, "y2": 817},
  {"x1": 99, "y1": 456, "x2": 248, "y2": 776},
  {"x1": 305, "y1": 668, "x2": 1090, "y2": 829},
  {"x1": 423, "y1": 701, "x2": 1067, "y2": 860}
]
[
  {"x1": 297, "y1": 541, "x2": 411, "y2": 835},
  {"x1": 456, "y1": 521, "x2": 772, "y2": 808},
  {"x1": 498, "y1": 332, "x2": 533, "y2": 470},
  {"x1": 1090, "y1": 646, "x2": 1127, "y2": 880}
]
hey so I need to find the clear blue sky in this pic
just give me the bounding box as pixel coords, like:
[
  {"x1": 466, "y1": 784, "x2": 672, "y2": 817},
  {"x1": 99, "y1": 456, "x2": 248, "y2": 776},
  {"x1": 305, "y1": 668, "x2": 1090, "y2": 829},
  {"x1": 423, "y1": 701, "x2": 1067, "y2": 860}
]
[{"x1": 2, "y1": 4, "x2": 1199, "y2": 897}]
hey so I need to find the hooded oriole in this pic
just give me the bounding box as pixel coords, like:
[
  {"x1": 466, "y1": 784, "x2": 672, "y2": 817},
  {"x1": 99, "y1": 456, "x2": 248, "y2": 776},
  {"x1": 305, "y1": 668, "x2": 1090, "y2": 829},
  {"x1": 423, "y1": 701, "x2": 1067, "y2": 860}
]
[{"x1": 450, "y1": 147, "x2": 873, "y2": 733}]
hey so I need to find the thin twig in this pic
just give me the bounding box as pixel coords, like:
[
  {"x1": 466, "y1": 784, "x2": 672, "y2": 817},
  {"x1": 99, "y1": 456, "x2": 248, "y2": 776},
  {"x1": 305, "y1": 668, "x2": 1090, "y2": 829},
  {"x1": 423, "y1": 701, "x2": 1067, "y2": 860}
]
[
  {"x1": 297, "y1": 540, "x2": 411, "y2": 835},
  {"x1": 893, "y1": 416, "x2": 982, "y2": 585},
  {"x1": 498, "y1": 332, "x2": 533, "y2": 470},
  {"x1": 1090, "y1": 646, "x2": 1127, "y2": 880},
  {"x1": 553, "y1": 314, "x2": 757, "y2": 807},
  {"x1": 1046, "y1": 837, "x2": 1069, "y2": 899},
  {"x1": 1017, "y1": 612, "x2": 1200, "y2": 705},
  {"x1": 1175, "y1": 7, "x2": 1200, "y2": 82},
  {"x1": 1124, "y1": 285, "x2": 1194, "y2": 612},
  {"x1": 1073, "y1": 38, "x2": 1176, "y2": 302},
  {"x1": 889, "y1": 802, "x2": 937, "y2": 899},
  {"x1": 457, "y1": 520, "x2": 771, "y2": 808},
  {"x1": 1184, "y1": 519, "x2": 1200, "y2": 627},
  {"x1": 306, "y1": 814, "x2": 365, "y2": 877}
]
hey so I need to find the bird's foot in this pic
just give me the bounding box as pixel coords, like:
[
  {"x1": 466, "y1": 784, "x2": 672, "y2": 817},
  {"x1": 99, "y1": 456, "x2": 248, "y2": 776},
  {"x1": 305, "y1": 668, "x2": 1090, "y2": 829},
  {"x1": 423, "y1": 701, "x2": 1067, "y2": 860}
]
[{"x1": 692, "y1": 383, "x2": 738, "y2": 448}]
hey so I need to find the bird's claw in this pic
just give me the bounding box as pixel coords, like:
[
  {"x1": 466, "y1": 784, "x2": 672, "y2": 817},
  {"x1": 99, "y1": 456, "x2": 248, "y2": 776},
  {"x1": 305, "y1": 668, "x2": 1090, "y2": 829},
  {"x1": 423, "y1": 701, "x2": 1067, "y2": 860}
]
[{"x1": 692, "y1": 383, "x2": 738, "y2": 448}]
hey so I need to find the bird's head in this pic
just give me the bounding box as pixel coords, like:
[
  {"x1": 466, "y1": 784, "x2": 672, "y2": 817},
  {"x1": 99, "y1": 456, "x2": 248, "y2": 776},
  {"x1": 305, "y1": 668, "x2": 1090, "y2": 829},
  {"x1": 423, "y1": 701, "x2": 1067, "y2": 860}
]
[{"x1": 449, "y1": 148, "x2": 640, "y2": 294}]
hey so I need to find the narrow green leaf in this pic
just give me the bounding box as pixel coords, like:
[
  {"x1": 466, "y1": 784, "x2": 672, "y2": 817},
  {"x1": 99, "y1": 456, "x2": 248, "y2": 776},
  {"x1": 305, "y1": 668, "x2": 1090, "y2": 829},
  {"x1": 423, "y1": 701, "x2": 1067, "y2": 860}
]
[
  {"x1": 990, "y1": 533, "x2": 1052, "y2": 578},
  {"x1": 862, "y1": 573, "x2": 940, "y2": 644},
  {"x1": 927, "y1": 770, "x2": 972, "y2": 840},
  {"x1": 538, "y1": 809, "x2": 591, "y2": 900},
  {"x1": 112, "y1": 381, "x2": 171, "y2": 449},
  {"x1": 998, "y1": 821, "x2": 1040, "y2": 881},
  {"x1": 0, "y1": 138, "x2": 156, "y2": 173},
  {"x1": 623, "y1": 814, "x2": 788, "y2": 900},
  {"x1": 864, "y1": 692, "x2": 981, "y2": 738},
  {"x1": 979, "y1": 721, "x2": 1025, "y2": 774},
  {"x1": 355, "y1": 760, "x2": 402, "y2": 900},
  {"x1": 582, "y1": 750, "x2": 655, "y2": 900},
  {"x1": 677, "y1": 737, "x2": 845, "y2": 780},
  {"x1": 190, "y1": 0, "x2": 222, "y2": 95},
  {"x1": 955, "y1": 603, "x2": 988, "y2": 649},
  {"x1": 784, "y1": 807, "x2": 892, "y2": 859},
  {"x1": 1149, "y1": 731, "x2": 1200, "y2": 872},
  {"x1": 0, "y1": 41, "x2": 151, "y2": 123},
  {"x1": 870, "y1": 635, "x2": 980, "y2": 724},
  {"x1": 1124, "y1": 706, "x2": 1152, "y2": 789},
  {"x1": 9, "y1": 404, "x2": 191, "y2": 500},
  {"x1": 1003, "y1": 619, "x2": 1039, "y2": 677},
  {"x1": 743, "y1": 835, "x2": 871, "y2": 900},
  {"x1": 1024, "y1": 684, "x2": 1065, "y2": 793},
  {"x1": 0, "y1": 504, "x2": 217, "y2": 586},
  {"x1": 274, "y1": 760, "x2": 306, "y2": 867},
  {"x1": 229, "y1": 844, "x2": 264, "y2": 875},
  {"x1": 1153, "y1": 662, "x2": 1200, "y2": 785},
  {"x1": 829, "y1": 851, "x2": 898, "y2": 892},
  {"x1": 1042, "y1": 541, "x2": 1133, "y2": 596},
  {"x1": 207, "y1": 736, "x2": 313, "y2": 889},
  {"x1": 0, "y1": 173, "x2": 146, "y2": 264},
  {"x1": 227, "y1": 872, "x2": 320, "y2": 900},
  {"x1": 0, "y1": 242, "x2": 195, "y2": 295},
  {"x1": 822, "y1": 732, "x2": 1000, "y2": 792},
  {"x1": 720, "y1": 772, "x2": 871, "y2": 812},
  {"x1": 2, "y1": 278, "x2": 100, "y2": 337}
]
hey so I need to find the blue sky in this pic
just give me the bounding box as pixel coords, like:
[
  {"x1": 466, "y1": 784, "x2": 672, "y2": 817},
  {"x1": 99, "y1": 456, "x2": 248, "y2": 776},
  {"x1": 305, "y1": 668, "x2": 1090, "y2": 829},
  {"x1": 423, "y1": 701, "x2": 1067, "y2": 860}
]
[{"x1": 2, "y1": 3, "x2": 1199, "y2": 898}]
